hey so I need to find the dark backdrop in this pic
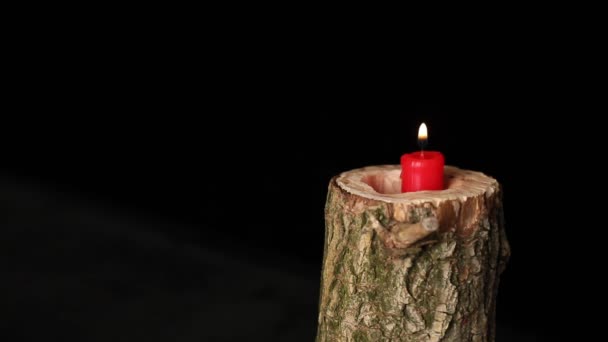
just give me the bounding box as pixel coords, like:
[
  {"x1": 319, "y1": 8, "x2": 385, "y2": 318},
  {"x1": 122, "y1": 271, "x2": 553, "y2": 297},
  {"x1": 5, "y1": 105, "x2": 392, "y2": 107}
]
[{"x1": 2, "y1": 63, "x2": 595, "y2": 340}]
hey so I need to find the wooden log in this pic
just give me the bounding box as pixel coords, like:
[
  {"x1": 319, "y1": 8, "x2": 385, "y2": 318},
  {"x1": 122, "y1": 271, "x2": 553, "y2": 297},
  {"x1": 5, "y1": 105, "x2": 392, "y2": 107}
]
[{"x1": 316, "y1": 165, "x2": 510, "y2": 342}]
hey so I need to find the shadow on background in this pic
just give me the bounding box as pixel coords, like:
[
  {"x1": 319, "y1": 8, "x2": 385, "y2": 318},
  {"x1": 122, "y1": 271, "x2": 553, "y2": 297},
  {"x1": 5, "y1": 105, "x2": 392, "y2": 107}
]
[{"x1": 1, "y1": 177, "x2": 319, "y2": 341}]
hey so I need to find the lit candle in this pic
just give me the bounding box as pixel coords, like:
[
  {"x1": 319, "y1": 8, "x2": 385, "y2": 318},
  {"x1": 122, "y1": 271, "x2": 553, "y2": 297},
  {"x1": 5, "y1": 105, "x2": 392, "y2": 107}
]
[{"x1": 400, "y1": 123, "x2": 445, "y2": 192}]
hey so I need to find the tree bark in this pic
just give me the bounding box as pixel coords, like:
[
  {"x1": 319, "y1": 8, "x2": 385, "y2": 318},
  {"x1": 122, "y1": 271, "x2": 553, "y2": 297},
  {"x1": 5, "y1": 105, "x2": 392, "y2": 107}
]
[{"x1": 316, "y1": 165, "x2": 510, "y2": 342}]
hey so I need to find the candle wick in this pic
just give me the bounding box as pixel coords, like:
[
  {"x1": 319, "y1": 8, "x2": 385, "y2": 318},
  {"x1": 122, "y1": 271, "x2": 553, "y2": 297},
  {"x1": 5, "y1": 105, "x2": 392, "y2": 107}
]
[{"x1": 418, "y1": 138, "x2": 428, "y2": 156}]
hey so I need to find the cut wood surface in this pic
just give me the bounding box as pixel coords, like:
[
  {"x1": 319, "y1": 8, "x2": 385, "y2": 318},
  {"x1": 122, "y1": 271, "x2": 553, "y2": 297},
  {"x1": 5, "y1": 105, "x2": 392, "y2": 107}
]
[{"x1": 316, "y1": 165, "x2": 510, "y2": 342}]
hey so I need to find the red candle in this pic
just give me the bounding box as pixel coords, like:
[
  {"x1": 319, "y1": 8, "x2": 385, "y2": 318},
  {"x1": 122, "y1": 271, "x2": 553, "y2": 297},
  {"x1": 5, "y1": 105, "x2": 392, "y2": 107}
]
[{"x1": 401, "y1": 123, "x2": 445, "y2": 192}]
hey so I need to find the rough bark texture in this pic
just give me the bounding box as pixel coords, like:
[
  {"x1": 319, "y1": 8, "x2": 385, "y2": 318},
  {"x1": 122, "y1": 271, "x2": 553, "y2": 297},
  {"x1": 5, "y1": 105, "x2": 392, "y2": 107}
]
[{"x1": 316, "y1": 166, "x2": 510, "y2": 342}]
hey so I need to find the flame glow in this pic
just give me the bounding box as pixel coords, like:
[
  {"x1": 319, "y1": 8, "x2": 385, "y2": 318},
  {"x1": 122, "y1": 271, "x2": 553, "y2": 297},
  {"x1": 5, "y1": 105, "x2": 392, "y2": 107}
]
[{"x1": 418, "y1": 123, "x2": 428, "y2": 140}]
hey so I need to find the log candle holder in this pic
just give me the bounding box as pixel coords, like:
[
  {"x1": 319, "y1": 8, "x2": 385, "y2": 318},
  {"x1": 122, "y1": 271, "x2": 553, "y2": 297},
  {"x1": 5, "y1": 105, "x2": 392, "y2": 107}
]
[{"x1": 316, "y1": 165, "x2": 510, "y2": 342}]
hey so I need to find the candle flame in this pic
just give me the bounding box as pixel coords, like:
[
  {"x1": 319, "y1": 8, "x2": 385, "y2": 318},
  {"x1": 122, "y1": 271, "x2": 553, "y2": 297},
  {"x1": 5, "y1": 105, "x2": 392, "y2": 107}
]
[{"x1": 418, "y1": 123, "x2": 428, "y2": 141}]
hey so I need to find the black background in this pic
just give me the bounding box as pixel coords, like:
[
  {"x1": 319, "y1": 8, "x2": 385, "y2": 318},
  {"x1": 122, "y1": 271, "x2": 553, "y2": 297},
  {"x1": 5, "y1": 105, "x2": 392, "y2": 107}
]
[{"x1": 2, "y1": 47, "x2": 598, "y2": 340}]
